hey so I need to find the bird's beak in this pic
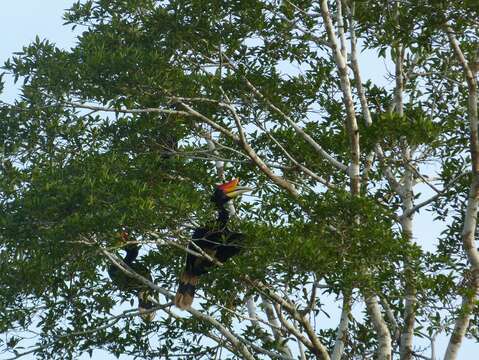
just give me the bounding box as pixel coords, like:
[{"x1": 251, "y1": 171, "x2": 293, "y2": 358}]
[
  {"x1": 218, "y1": 178, "x2": 253, "y2": 198},
  {"x1": 225, "y1": 185, "x2": 253, "y2": 198}
]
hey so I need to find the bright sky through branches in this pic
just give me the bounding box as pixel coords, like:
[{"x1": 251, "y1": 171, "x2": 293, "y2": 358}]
[{"x1": 0, "y1": 2, "x2": 476, "y2": 359}]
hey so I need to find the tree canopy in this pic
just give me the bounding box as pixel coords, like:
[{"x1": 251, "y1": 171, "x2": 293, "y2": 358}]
[{"x1": 0, "y1": 1, "x2": 478, "y2": 359}]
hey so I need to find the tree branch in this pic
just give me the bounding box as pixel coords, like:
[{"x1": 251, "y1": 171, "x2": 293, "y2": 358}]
[
  {"x1": 249, "y1": 278, "x2": 331, "y2": 360},
  {"x1": 320, "y1": 0, "x2": 360, "y2": 194},
  {"x1": 331, "y1": 291, "x2": 351, "y2": 360},
  {"x1": 261, "y1": 296, "x2": 294, "y2": 358},
  {"x1": 221, "y1": 95, "x2": 300, "y2": 197},
  {"x1": 254, "y1": 118, "x2": 335, "y2": 189},
  {"x1": 221, "y1": 53, "x2": 348, "y2": 173},
  {"x1": 444, "y1": 24, "x2": 479, "y2": 360},
  {"x1": 364, "y1": 293, "x2": 392, "y2": 360},
  {"x1": 401, "y1": 171, "x2": 469, "y2": 219}
]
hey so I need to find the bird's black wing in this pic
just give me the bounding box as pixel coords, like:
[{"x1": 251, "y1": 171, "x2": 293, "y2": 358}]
[{"x1": 215, "y1": 231, "x2": 244, "y2": 262}]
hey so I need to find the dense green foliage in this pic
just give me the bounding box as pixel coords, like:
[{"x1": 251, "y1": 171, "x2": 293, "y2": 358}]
[{"x1": 0, "y1": 1, "x2": 478, "y2": 359}]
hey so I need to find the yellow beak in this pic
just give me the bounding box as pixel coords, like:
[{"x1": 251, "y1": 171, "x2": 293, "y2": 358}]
[{"x1": 218, "y1": 178, "x2": 253, "y2": 198}]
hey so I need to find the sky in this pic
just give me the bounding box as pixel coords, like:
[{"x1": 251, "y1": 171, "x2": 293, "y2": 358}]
[{"x1": 0, "y1": 1, "x2": 476, "y2": 359}]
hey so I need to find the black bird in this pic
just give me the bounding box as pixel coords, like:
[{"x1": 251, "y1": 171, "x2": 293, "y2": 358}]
[
  {"x1": 108, "y1": 232, "x2": 157, "y2": 321},
  {"x1": 175, "y1": 178, "x2": 252, "y2": 309}
]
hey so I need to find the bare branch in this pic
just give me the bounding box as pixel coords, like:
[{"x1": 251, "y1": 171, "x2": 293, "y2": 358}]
[
  {"x1": 273, "y1": 302, "x2": 316, "y2": 353},
  {"x1": 254, "y1": 118, "x2": 335, "y2": 189},
  {"x1": 346, "y1": 2, "x2": 372, "y2": 126},
  {"x1": 320, "y1": 0, "x2": 360, "y2": 194},
  {"x1": 336, "y1": 0, "x2": 347, "y2": 60},
  {"x1": 249, "y1": 278, "x2": 331, "y2": 360},
  {"x1": 401, "y1": 171, "x2": 469, "y2": 219},
  {"x1": 400, "y1": 145, "x2": 416, "y2": 360},
  {"x1": 444, "y1": 24, "x2": 479, "y2": 360},
  {"x1": 221, "y1": 96, "x2": 300, "y2": 197},
  {"x1": 261, "y1": 297, "x2": 294, "y2": 358},
  {"x1": 380, "y1": 296, "x2": 400, "y2": 345},
  {"x1": 221, "y1": 53, "x2": 348, "y2": 173},
  {"x1": 364, "y1": 293, "x2": 392, "y2": 360},
  {"x1": 331, "y1": 292, "x2": 351, "y2": 360},
  {"x1": 65, "y1": 101, "x2": 190, "y2": 117}
]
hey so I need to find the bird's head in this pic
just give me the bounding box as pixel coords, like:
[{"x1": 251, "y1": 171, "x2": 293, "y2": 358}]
[
  {"x1": 112, "y1": 231, "x2": 138, "y2": 254},
  {"x1": 211, "y1": 178, "x2": 252, "y2": 206}
]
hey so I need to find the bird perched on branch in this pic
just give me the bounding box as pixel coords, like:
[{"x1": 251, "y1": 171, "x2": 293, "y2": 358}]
[
  {"x1": 175, "y1": 178, "x2": 252, "y2": 309},
  {"x1": 108, "y1": 232, "x2": 157, "y2": 322}
]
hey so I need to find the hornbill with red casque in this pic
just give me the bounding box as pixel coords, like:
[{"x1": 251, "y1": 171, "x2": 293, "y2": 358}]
[
  {"x1": 175, "y1": 178, "x2": 252, "y2": 309},
  {"x1": 108, "y1": 232, "x2": 157, "y2": 321}
]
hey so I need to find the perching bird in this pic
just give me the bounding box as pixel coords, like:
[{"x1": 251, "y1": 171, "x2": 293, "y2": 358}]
[
  {"x1": 175, "y1": 178, "x2": 252, "y2": 309},
  {"x1": 108, "y1": 233, "x2": 157, "y2": 322}
]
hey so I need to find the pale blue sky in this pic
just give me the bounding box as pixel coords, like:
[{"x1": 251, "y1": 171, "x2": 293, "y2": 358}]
[{"x1": 0, "y1": 1, "x2": 476, "y2": 359}]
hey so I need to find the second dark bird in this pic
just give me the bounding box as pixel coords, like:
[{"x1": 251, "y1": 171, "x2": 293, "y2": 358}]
[{"x1": 108, "y1": 232, "x2": 157, "y2": 322}]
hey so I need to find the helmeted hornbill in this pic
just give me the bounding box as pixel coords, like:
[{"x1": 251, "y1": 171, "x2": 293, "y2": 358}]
[
  {"x1": 175, "y1": 178, "x2": 252, "y2": 309},
  {"x1": 108, "y1": 232, "x2": 157, "y2": 321}
]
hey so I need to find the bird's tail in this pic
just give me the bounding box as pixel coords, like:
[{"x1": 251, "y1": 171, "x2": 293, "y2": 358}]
[
  {"x1": 174, "y1": 271, "x2": 198, "y2": 309},
  {"x1": 138, "y1": 289, "x2": 157, "y2": 322}
]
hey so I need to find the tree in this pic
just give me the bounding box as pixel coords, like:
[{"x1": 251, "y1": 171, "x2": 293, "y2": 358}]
[{"x1": 1, "y1": 0, "x2": 478, "y2": 359}]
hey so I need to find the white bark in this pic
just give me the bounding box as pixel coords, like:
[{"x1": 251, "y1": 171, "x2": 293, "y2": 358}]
[
  {"x1": 320, "y1": 0, "x2": 360, "y2": 194},
  {"x1": 250, "y1": 278, "x2": 331, "y2": 359},
  {"x1": 101, "y1": 247, "x2": 256, "y2": 359},
  {"x1": 365, "y1": 294, "x2": 392, "y2": 360},
  {"x1": 444, "y1": 25, "x2": 479, "y2": 360},
  {"x1": 331, "y1": 293, "x2": 351, "y2": 360},
  {"x1": 399, "y1": 147, "x2": 416, "y2": 360},
  {"x1": 347, "y1": 2, "x2": 373, "y2": 126},
  {"x1": 261, "y1": 297, "x2": 294, "y2": 358},
  {"x1": 240, "y1": 75, "x2": 348, "y2": 173},
  {"x1": 321, "y1": 4, "x2": 392, "y2": 359}
]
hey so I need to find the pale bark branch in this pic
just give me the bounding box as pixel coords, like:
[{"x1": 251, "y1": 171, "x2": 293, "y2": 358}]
[
  {"x1": 401, "y1": 171, "x2": 469, "y2": 219},
  {"x1": 444, "y1": 23, "x2": 479, "y2": 360},
  {"x1": 298, "y1": 338, "x2": 307, "y2": 360},
  {"x1": 336, "y1": 0, "x2": 347, "y2": 60},
  {"x1": 386, "y1": 5, "x2": 416, "y2": 356},
  {"x1": 261, "y1": 296, "x2": 294, "y2": 358},
  {"x1": 65, "y1": 100, "x2": 190, "y2": 117},
  {"x1": 364, "y1": 293, "x2": 392, "y2": 360},
  {"x1": 331, "y1": 292, "x2": 351, "y2": 360},
  {"x1": 246, "y1": 297, "x2": 270, "y2": 337},
  {"x1": 254, "y1": 118, "x2": 335, "y2": 189},
  {"x1": 346, "y1": 1, "x2": 372, "y2": 126},
  {"x1": 380, "y1": 296, "x2": 400, "y2": 345},
  {"x1": 221, "y1": 53, "x2": 348, "y2": 173},
  {"x1": 346, "y1": 1, "x2": 404, "y2": 197},
  {"x1": 392, "y1": 46, "x2": 405, "y2": 117},
  {"x1": 221, "y1": 97, "x2": 300, "y2": 197},
  {"x1": 273, "y1": 303, "x2": 317, "y2": 354},
  {"x1": 399, "y1": 146, "x2": 416, "y2": 360},
  {"x1": 320, "y1": 0, "x2": 360, "y2": 194},
  {"x1": 100, "y1": 243, "x2": 256, "y2": 360},
  {"x1": 346, "y1": 1, "x2": 405, "y2": 199},
  {"x1": 249, "y1": 278, "x2": 331, "y2": 359},
  {"x1": 239, "y1": 337, "x2": 295, "y2": 360}
]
